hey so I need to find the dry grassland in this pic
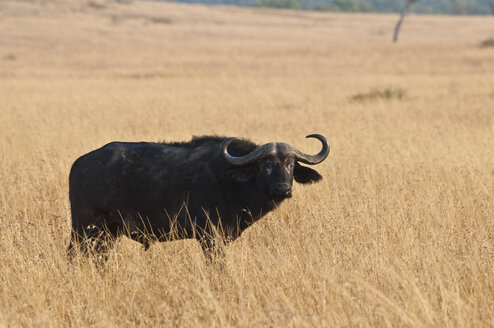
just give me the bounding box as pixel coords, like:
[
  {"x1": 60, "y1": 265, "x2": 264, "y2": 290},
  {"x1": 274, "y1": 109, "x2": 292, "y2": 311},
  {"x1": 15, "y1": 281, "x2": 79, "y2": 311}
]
[{"x1": 1, "y1": 0, "x2": 494, "y2": 326}]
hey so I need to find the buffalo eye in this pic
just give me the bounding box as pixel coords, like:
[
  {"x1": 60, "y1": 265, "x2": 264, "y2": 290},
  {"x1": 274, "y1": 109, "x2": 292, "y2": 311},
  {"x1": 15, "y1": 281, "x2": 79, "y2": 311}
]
[
  {"x1": 261, "y1": 159, "x2": 274, "y2": 175},
  {"x1": 286, "y1": 161, "x2": 294, "y2": 172},
  {"x1": 264, "y1": 163, "x2": 273, "y2": 175}
]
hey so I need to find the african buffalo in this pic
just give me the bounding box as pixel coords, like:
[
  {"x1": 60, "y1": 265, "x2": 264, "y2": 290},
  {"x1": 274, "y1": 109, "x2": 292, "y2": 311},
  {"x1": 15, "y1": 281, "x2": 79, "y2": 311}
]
[{"x1": 67, "y1": 135, "x2": 330, "y2": 257}]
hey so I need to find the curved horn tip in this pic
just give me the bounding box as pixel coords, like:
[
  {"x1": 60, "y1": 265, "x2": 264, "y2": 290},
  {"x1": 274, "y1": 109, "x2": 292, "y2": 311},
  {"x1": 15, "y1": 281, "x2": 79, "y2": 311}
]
[
  {"x1": 306, "y1": 134, "x2": 330, "y2": 148},
  {"x1": 222, "y1": 137, "x2": 239, "y2": 143},
  {"x1": 306, "y1": 133, "x2": 326, "y2": 139},
  {"x1": 292, "y1": 133, "x2": 330, "y2": 165},
  {"x1": 306, "y1": 134, "x2": 330, "y2": 147},
  {"x1": 220, "y1": 137, "x2": 239, "y2": 148}
]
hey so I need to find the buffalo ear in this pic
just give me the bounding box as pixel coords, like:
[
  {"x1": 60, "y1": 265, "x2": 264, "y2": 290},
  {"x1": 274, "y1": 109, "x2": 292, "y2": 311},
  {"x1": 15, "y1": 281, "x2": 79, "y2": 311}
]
[
  {"x1": 294, "y1": 163, "x2": 322, "y2": 184},
  {"x1": 227, "y1": 167, "x2": 255, "y2": 183}
]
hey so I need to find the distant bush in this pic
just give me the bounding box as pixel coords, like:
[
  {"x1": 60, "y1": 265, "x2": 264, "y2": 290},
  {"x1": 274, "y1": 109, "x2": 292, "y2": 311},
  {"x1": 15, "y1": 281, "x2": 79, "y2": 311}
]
[
  {"x1": 255, "y1": 0, "x2": 300, "y2": 9},
  {"x1": 351, "y1": 88, "x2": 406, "y2": 102},
  {"x1": 480, "y1": 38, "x2": 494, "y2": 48},
  {"x1": 3, "y1": 54, "x2": 16, "y2": 61},
  {"x1": 255, "y1": 0, "x2": 375, "y2": 11},
  {"x1": 314, "y1": 0, "x2": 375, "y2": 12},
  {"x1": 150, "y1": 17, "x2": 173, "y2": 24},
  {"x1": 87, "y1": 1, "x2": 106, "y2": 9}
]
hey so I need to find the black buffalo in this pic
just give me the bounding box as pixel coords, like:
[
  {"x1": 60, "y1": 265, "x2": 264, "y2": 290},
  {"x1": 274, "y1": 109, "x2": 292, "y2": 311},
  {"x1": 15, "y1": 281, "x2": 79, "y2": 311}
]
[{"x1": 67, "y1": 135, "x2": 330, "y2": 257}]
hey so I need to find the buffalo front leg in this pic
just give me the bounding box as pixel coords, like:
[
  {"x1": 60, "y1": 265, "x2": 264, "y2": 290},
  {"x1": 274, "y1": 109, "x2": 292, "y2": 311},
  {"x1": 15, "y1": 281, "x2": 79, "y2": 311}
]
[
  {"x1": 117, "y1": 211, "x2": 156, "y2": 251},
  {"x1": 128, "y1": 230, "x2": 152, "y2": 250},
  {"x1": 67, "y1": 222, "x2": 118, "y2": 260}
]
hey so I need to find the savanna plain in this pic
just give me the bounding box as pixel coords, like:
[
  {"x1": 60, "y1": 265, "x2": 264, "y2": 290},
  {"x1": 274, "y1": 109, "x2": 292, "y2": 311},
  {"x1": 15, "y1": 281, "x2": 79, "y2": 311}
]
[{"x1": 1, "y1": 0, "x2": 494, "y2": 326}]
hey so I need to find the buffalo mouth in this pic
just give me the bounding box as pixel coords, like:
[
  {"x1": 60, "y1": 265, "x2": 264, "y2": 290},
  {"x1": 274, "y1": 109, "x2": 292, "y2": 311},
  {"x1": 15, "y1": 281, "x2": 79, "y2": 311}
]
[{"x1": 272, "y1": 192, "x2": 292, "y2": 201}]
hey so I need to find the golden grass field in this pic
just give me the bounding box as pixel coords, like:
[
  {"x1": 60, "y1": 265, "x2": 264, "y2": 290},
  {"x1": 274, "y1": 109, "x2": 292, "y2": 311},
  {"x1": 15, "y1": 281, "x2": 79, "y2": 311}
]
[{"x1": 1, "y1": 0, "x2": 494, "y2": 326}]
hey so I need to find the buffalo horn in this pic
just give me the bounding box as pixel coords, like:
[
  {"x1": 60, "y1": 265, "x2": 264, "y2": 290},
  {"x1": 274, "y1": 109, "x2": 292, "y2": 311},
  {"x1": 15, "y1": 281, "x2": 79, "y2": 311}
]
[
  {"x1": 221, "y1": 138, "x2": 276, "y2": 166},
  {"x1": 221, "y1": 134, "x2": 330, "y2": 166},
  {"x1": 287, "y1": 134, "x2": 330, "y2": 165}
]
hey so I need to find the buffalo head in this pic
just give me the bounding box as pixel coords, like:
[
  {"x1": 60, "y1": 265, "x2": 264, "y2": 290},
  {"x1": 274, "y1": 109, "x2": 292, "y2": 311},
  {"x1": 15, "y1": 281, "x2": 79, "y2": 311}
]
[{"x1": 221, "y1": 134, "x2": 330, "y2": 200}]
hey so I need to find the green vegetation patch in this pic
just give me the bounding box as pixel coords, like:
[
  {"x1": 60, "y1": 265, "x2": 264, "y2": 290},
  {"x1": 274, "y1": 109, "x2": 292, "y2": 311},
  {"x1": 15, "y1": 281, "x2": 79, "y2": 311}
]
[
  {"x1": 87, "y1": 1, "x2": 107, "y2": 9},
  {"x1": 351, "y1": 88, "x2": 406, "y2": 102},
  {"x1": 150, "y1": 17, "x2": 173, "y2": 24},
  {"x1": 256, "y1": 0, "x2": 301, "y2": 9},
  {"x1": 480, "y1": 38, "x2": 494, "y2": 48},
  {"x1": 3, "y1": 54, "x2": 16, "y2": 61}
]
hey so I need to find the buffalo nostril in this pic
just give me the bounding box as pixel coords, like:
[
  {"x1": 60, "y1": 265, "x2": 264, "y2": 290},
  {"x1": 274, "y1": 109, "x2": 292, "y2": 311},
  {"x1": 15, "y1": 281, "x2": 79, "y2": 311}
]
[{"x1": 275, "y1": 184, "x2": 291, "y2": 195}]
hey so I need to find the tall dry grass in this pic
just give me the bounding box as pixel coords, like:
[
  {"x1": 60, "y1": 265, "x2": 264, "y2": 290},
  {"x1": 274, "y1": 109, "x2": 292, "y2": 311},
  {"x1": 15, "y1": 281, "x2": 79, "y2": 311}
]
[{"x1": 0, "y1": 1, "x2": 493, "y2": 326}]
